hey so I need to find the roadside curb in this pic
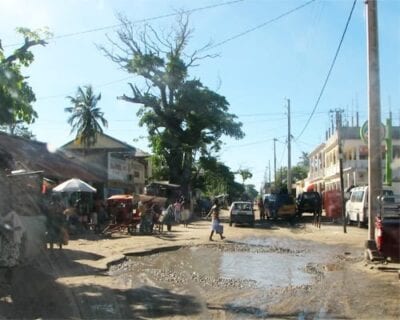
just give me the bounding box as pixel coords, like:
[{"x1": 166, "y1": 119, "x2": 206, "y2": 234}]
[
  {"x1": 97, "y1": 254, "x2": 127, "y2": 271},
  {"x1": 123, "y1": 245, "x2": 183, "y2": 257},
  {"x1": 101, "y1": 244, "x2": 198, "y2": 271}
]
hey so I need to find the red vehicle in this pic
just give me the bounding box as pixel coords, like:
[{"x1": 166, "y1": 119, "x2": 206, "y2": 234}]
[
  {"x1": 102, "y1": 194, "x2": 140, "y2": 235},
  {"x1": 323, "y1": 190, "x2": 342, "y2": 219},
  {"x1": 374, "y1": 195, "x2": 400, "y2": 261}
]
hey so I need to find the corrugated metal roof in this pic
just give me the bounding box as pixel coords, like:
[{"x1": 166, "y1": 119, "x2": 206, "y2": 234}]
[{"x1": 0, "y1": 132, "x2": 103, "y2": 182}]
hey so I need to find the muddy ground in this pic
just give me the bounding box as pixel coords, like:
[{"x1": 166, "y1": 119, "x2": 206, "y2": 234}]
[
  {"x1": 0, "y1": 214, "x2": 399, "y2": 319},
  {"x1": 109, "y1": 238, "x2": 400, "y2": 319}
]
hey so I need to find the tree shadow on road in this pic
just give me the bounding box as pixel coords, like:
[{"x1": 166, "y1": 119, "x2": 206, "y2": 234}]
[
  {"x1": 34, "y1": 248, "x2": 105, "y2": 278},
  {"x1": 0, "y1": 265, "x2": 76, "y2": 319},
  {"x1": 71, "y1": 284, "x2": 203, "y2": 319},
  {"x1": 1, "y1": 258, "x2": 203, "y2": 319}
]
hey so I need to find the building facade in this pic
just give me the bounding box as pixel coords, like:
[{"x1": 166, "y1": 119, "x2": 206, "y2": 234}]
[
  {"x1": 62, "y1": 133, "x2": 152, "y2": 198},
  {"x1": 304, "y1": 125, "x2": 400, "y2": 194}
]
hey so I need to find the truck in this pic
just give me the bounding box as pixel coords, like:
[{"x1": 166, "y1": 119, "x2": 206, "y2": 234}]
[
  {"x1": 296, "y1": 191, "x2": 322, "y2": 217},
  {"x1": 264, "y1": 193, "x2": 296, "y2": 220}
]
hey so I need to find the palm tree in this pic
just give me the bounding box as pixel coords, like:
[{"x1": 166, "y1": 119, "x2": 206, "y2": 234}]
[
  {"x1": 65, "y1": 85, "x2": 108, "y2": 152},
  {"x1": 299, "y1": 151, "x2": 310, "y2": 168},
  {"x1": 237, "y1": 168, "x2": 253, "y2": 185}
]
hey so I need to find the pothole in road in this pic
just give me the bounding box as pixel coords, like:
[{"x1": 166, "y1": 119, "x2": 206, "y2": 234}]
[
  {"x1": 106, "y1": 238, "x2": 400, "y2": 320},
  {"x1": 110, "y1": 237, "x2": 348, "y2": 290}
]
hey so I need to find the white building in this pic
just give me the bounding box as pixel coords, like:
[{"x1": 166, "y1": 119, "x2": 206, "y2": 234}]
[{"x1": 304, "y1": 125, "x2": 400, "y2": 194}]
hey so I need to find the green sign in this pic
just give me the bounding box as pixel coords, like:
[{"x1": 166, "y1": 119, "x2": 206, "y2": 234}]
[{"x1": 360, "y1": 121, "x2": 386, "y2": 144}]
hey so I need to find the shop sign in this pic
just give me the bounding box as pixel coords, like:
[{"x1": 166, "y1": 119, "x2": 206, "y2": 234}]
[{"x1": 108, "y1": 155, "x2": 128, "y2": 181}]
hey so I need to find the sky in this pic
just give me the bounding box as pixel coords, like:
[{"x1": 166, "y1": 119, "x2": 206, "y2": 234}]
[{"x1": 0, "y1": 0, "x2": 399, "y2": 189}]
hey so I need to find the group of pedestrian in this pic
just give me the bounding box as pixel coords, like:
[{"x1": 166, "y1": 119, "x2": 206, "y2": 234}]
[
  {"x1": 147, "y1": 197, "x2": 187, "y2": 233},
  {"x1": 136, "y1": 200, "x2": 165, "y2": 233},
  {"x1": 44, "y1": 194, "x2": 227, "y2": 245},
  {"x1": 44, "y1": 197, "x2": 109, "y2": 250}
]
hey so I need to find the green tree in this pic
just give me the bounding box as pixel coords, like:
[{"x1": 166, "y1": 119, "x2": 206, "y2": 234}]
[
  {"x1": 291, "y1": 165, "x2": 308, "y2": 181},
  {"x1": 274, "y1": 165, "x2": 308, "y2": 192},
  {"x1": 0, "y1": 28, "x2": 50, "y2": 129},
  {"x1": 65, "y1": 85, "x2": 108, "y2": 151},
  {"x1": 100, "y1": 14, "x2": 244, "y2": 196},
  {"x1": 192, "y1": 156, "x2": 244, "y2": 201}
]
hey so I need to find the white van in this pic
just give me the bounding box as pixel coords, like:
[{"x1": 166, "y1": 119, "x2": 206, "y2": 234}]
[{"x1": 345, "y1": 186, "x2": 394, "y2": 227}]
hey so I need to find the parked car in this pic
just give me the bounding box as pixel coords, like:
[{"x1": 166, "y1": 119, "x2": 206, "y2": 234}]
[
  {"x1": 229, "y1": 201, "x2": 255, "y2": 227},
  {"x1": 345, "y1": 186, "x2": 394, "y2": 227},
  {"x1": 296, "y1": 192, "x2": 322, "y2": 217}
]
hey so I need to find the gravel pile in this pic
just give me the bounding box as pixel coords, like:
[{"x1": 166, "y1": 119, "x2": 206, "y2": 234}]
[{"x1": 214, "y1": 242, "x2": 307, "y2": 255}]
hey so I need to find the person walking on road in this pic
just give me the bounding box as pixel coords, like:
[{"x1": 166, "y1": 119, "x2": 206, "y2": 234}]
[
  {"x1": 206, "y1": 199, "x2": 225, "y2": 241},
  {"x1": 257, "y1": 197, "x2": 265, "y2": 221},
  {"x1": 173, "y1": 198, "x2": 182, "y2": 223}
]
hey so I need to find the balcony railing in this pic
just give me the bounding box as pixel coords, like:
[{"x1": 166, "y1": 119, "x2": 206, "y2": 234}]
[
  {"x1": 309, "y1": 159, "x2": 369, "y2": 180},
  {"x1": 342, "y1": 159, "x2": 368, "y2": 170}
]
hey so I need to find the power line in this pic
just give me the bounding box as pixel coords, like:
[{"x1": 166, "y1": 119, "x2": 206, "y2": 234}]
[
  {"x1": 237, "y1": 111, "x2": 326, "y2": 117},
  {"x1": 278, "y1": 141, "x2": 288, "y2": 169},
  {"x1": 221, "y1": 136, "x2": 286, "y2": 151},
  {"x1": 37, "y1": 76, "x2": 134, "y2": 100},
  {"x1": 208, "y1": 0, "x2": 316, "y2": 50},
  {"x1": 292, "y1": 138, "x2": 310, "y2": 154},
  {"x1": 223, "y1": 138, "x2": 276, "y2": 150},
  {"x1": 34, "y1": 0, "x2": 318, "y2": 101},
  {"x1": 241, "y1": 113, "x2": 326, "y2": 124},
  {"x1": 295, "y1": 0, "x2": 357, "y2": 141},
  {"x1": 3, "y1": 0, "x2": 244, "y2": 48}
]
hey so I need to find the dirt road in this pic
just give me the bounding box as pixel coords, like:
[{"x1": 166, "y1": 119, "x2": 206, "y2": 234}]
[{"x1": 1, "y1": 213, "x2": 399, "y2": 319}]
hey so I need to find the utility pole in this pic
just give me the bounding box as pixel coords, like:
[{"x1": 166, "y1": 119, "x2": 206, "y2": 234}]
[
  {"x1": 286, "y1": 99, "x2": 292, "y2": 194},
  {"x1": 334, "y1": 108, "x2": 347, "y2": 233},
  {"x1": 366, "y1": 0, "x2": 382, "y2": 245},
  {"x1": 268, "y1": 159, "x2": 271, "y2": 191},
  {"x1": 273, "y1": 138, "x2": 278, "y2": 190},
  {"x1": 385, "y1": 116, "x2": 392, "y2": 186}
]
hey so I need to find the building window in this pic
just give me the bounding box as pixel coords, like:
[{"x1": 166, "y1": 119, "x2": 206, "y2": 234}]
[
  {"x1": 393, "y1": 146, "x2": 400, "y2": 159},
  {"x1": 134, "y1": 171, "x2": 140, "y2": 178}
]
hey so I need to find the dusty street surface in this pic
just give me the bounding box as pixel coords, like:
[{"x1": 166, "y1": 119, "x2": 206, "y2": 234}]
[{"x1": 1, "y1": 212, "x2": 399, "y2": 319}]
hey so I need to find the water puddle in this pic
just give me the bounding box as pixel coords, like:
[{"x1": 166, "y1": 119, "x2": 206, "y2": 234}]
[
  {"x1": 222, "y1": 251, "x2": 314, "y2": 287},
  {"x1": 218, "y1": 237, "x2": 335, "y2": 287}
]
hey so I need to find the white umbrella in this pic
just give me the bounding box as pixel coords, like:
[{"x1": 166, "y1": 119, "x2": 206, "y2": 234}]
[{"x1": 53, "y1": 178, "x2": 97, "y2": 193}]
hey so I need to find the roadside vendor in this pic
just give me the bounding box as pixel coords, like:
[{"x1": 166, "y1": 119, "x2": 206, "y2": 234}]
[
  {"x1": 151, "y1": 202, "x2": 162, "y2": 231},
  {"x1": 138, "y1": 201, "x2": 152, "y2": 233}
]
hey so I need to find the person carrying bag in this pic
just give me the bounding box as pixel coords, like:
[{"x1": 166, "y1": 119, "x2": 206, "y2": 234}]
[{"x1": 206, "y1": 199, "x2": 225, "y2": 241}]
